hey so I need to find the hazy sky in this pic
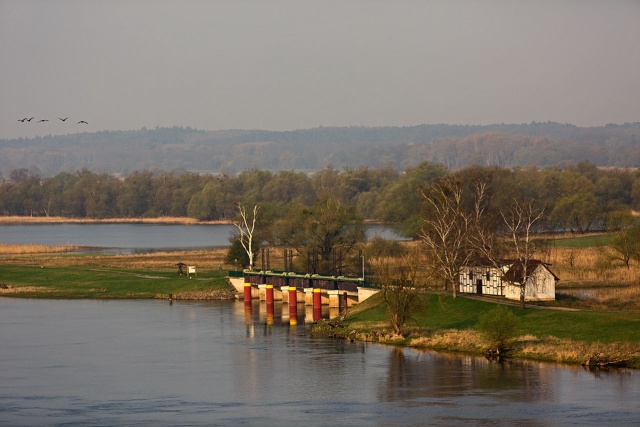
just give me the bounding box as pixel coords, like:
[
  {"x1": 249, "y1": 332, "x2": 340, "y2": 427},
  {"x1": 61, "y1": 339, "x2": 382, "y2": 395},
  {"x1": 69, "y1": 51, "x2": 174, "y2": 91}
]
[{"x1": 2, "y1": 0, "x2": 639, "y2": 139}]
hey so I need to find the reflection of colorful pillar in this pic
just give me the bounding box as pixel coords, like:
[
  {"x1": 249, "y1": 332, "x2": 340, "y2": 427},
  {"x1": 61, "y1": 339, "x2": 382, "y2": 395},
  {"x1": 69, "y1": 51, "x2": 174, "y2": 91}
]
[
  {"x1": 244, "y1": 304, "x2": 253, "y2": 337},
  {"x1": 313, "y1": 288, "x2": 322, "y2": 321},
  {"x1": 289, "y1": 286, "x2": 298, "y2": 326},
  {"x1": 244, "y1": 282, "x2": 252, "y2": 305},
  {"x1": 266, "y1": 283, "x2": 274, "y2": 325},
  {"x1": 244, "y1": 303, "x2": 252, "y2": 324},
  {"x1": 266, "y1": 300, "x2": 274, "y2": 326}
]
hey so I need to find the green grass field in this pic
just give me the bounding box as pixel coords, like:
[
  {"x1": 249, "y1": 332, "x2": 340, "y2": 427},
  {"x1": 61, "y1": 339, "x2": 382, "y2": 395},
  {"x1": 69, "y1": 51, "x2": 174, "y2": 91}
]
[
  {"x1": 0, "y1": 264, "x2": 232, "y2": 299},
  {"x1": 551, "y1": 233, "x2": 613, "y2": 248}
]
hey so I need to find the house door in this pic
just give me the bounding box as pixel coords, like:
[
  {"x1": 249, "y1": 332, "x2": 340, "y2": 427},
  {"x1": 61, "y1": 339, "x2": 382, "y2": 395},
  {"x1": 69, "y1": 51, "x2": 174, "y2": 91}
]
[{"x1": 476, "y1": 279, "x2": 483, "y2": 295}]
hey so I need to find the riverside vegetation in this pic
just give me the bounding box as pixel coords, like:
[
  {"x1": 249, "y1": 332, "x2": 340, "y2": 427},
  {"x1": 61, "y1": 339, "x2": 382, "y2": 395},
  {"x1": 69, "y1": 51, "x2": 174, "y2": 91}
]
[
  {"x1": 312, "y1": 233, "x2": 640, "y2": 369},
  {"x1": 1, "y1": 231, "x2": 639, "y2": 369}
]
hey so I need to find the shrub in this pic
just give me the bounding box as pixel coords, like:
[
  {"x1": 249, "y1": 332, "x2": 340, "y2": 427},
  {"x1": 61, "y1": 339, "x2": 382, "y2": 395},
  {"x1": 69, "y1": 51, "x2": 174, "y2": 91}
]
[{"x1": 477, "y1": 305, "x2": 519, "y2": 355}]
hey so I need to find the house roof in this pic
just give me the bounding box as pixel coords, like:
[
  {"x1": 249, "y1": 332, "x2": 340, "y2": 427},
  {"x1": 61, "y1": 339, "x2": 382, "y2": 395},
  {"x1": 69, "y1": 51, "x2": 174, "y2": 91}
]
[
  {"x1": 501, "y1": 260, "x2": 559, "y2": 283},
  {"x1": 465, "y1": 257, "x2": 509, "y2": 268}
]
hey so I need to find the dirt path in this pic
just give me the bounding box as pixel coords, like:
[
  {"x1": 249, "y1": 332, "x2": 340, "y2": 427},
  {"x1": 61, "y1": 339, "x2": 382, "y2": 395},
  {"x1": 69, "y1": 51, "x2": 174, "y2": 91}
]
[{"x1": 461, "y1": 294, "x2": 581, "y2": 311}]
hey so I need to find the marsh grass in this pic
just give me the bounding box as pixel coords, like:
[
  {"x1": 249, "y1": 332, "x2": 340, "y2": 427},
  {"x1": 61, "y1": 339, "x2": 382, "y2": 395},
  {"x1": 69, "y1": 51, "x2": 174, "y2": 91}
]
[
  {"x1": 0, "y1": 216, "x2": 229, "y2": 224},
  {"x1": 0, "y1": 242, "x2": 79, "y2": 254},
  {"x1": 1, "y1": 248, "x2": 228, "y2": 270},
  {"x1": 514, "y1": 335, "x2": 639, "y2": 365},
  {"x1": 541, "y1": 242, "x2": 640, "y2": 310}
]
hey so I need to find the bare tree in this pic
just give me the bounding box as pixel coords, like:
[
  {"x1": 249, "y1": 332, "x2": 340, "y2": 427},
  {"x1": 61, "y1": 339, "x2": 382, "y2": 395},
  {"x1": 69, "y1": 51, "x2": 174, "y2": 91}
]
[
  {"x1": 471, "y1": 185, "x2": 545, "y2": 310},
  {"x1": 369, "y1": 242, "x2": 428, "y2": 335},
  {"x1": 234, "y1": 204, "x2": 259, "y2": 271},
  {"x1": 501, "y1": 200, "x2": 545, "y2": 309},
  {"x1": 419, "y1": 179, "x2": 472, "y2": 298}
]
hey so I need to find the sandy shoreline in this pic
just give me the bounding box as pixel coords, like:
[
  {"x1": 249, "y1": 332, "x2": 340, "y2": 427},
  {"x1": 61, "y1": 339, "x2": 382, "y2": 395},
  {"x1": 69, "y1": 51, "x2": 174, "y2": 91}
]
[{"x1": 0, "y1": 216, "x2": 231, "y2": 225}]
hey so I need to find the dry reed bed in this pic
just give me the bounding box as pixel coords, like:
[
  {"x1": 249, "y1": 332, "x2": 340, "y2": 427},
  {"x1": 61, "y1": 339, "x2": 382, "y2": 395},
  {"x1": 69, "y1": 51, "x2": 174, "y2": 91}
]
[
  {"x1": 548, "y1": 246, "x2": 639, "y2": 284},
  {"x1": 0, "y1": 242, "x2": 79, "y2": 254},
  {"x1": 0, "y1": 216, "x2": 230, "y2": 225},
  {"x1": 365, "y1": 328, "x2": 640, "y2": 366},
  {"x1": 0, "y1": 248, "x2": 229, "y2": 270}
]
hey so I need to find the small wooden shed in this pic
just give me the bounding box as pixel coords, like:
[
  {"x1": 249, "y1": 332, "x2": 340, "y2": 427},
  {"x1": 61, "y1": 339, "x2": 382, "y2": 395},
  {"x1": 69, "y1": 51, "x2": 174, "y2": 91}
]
[{"x1": 502, "y1": 260, "x2": 558, "y2": 302}]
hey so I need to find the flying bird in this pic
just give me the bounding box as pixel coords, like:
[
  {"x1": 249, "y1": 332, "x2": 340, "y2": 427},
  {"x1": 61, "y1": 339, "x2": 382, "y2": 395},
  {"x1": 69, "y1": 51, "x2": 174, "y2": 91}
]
[
  {"x1": 18, "y1": 118, "x2": 27, "y2": 122},
  {"x1": 38, "y1": 119, "x2": 49, "y2": 123},
  {"x1": 26, "y1": 117, "x2": 35, "y2": 122},
  {"x1": 59, "y1": 117, "x2": 68, "y2": 121},
  {"x1": 77, "y1": 120, "x2": 88, "y2": 124}
]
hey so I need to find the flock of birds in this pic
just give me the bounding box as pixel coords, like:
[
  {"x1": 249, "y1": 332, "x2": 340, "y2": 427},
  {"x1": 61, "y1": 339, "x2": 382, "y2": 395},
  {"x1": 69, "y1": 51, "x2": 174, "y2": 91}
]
[{"x1": 18, "y1": 117, "x2": 88, "y2": 124}]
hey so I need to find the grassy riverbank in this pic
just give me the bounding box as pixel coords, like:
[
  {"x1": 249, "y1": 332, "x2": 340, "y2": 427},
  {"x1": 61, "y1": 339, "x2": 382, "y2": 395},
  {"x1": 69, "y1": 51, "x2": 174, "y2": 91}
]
[
  {"x1": 315, "y1": 292, "x2": 640, "y2": 368},
  {"x1": 0, "y1": 247, "x2": 235, "y2": 299}
]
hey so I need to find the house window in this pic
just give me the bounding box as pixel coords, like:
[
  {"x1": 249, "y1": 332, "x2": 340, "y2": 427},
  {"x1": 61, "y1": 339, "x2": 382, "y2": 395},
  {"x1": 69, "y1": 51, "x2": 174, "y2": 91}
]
[
  {"x1": 486, "y1": 272, "x2": 491, "y2": 282},
  {"x1": 469, "y1": 271, "x2": 473, "y2": 281}
]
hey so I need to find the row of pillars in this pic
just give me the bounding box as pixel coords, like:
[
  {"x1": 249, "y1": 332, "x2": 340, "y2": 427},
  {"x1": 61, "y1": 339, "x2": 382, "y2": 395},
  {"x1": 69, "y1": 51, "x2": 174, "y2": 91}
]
[{"x1": 244, "y1": 282, "x2": 349, "y2": 326}]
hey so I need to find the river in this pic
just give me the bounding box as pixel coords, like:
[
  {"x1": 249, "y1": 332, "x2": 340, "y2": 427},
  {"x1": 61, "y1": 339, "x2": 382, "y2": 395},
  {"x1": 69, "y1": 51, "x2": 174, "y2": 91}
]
[
  {"x1": 0, "y1": 223, "x2": 404, "y2": 254},
  {"x1": 1, "y1": 298, "x2": 638, "y2": 426}
]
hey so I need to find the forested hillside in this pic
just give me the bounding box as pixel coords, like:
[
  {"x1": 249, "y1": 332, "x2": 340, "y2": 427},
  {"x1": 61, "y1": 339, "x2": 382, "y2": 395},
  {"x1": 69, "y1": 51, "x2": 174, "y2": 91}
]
[{"x1": 1, "y1": 122, "x2": 639, "y2": 177}]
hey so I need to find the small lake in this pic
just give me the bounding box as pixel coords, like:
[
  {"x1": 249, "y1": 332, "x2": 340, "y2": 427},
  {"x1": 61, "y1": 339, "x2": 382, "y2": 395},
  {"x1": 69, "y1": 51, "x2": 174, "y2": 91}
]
[
  {"x1": 0, "y1": 223, "x2": 404, "y2": 254},
  {"x1": 1, "y1": 298, "x2": 639, "y2": 426}
]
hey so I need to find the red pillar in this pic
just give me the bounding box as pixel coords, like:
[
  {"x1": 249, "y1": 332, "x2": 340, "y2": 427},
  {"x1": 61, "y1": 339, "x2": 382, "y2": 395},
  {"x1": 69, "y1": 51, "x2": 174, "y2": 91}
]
[
  {"x1": 266, "y1": 284, "x2": 274, "y2": 304},
  {"x1": 266, "y1": 284, "x2": 274, "y2": 325},
  {"x1": 313, "y1": 288, "x2": 322, "y2": 321},
  {"x1": 289, "y1": 286, "x2": 298, "y2": 326},
  {"x1": 244, "y1": 282, "x2": 252, "y2": 305}
]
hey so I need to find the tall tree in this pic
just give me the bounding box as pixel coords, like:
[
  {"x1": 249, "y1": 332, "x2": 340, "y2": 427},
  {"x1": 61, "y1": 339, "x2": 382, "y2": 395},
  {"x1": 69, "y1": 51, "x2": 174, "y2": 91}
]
[
  {"x1": 608, "y1": 222, "x2": 640, "y2": 268},
  {"x1": 500, "y1": 200, "x2": 545, "y2": 309},
  {"x1": 369, "y1": 240, "x2": 428, "y2": 335},
  {"x1": 472, "y1": 187, "x2": 545, "y2": 310},
  {"x1": 233, "y1": 204, "x2": 260, "y2": 271},
  {"x1": 280, "y1": 198, "x2": 366, "y2": 276},
  {"x1": 420, "y1": 178, "x2": 472, "y2": 298}
]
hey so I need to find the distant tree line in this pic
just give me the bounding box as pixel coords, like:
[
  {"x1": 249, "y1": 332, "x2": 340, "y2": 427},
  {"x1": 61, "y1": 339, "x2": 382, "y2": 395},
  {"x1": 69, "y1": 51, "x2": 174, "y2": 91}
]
[
  {"x1": 1, "y1": 122, "x2": 639, "y2": 176},
  {"x1": 2, "y1": 161, "x2": 640, "y2": 238}
]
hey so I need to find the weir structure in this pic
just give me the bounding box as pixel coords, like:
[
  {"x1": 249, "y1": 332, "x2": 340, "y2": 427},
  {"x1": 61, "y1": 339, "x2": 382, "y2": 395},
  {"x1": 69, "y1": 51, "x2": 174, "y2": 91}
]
[{"x1": 231, "y1": 270, "x2": 379, "y2": 325}]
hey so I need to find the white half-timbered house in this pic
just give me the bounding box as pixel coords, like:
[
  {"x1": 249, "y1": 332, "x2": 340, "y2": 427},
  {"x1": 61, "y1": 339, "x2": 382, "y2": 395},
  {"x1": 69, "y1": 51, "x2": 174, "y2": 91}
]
[{"x1": 459, "y1": 259, "x2": 558, "y2": 301}]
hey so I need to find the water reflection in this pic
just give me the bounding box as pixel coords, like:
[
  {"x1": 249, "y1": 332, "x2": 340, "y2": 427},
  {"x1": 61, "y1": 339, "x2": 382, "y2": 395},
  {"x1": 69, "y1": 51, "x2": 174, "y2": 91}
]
[
  {"x1": 1, "y1": 298, "x2": 638, "y2": 426},
  {"x1": 383, "y1": 348, "x2": 555, "y2": 404}
]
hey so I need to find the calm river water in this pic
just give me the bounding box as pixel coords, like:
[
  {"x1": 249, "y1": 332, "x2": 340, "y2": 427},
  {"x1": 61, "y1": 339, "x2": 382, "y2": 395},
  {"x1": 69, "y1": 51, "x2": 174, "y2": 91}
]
[
  {"x1": 0, "y1": 223, "x2": 402, "y2": 253},
  {"x1": 1, "y1": 298, "x2": 639, "y2": 426}
]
